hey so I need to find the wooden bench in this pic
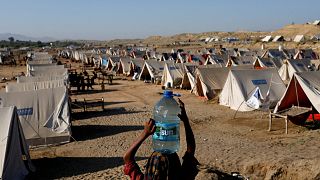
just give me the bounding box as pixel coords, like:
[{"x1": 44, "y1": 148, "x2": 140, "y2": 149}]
[
  {"x1": 268, "y1": 106, "x2": 314, "y2": 134},
  {"x1": 98, "y1": 72, "x2": 113, "y2": 85},
  {"x1": 71, "y1": 97, "x2": 105, "y2": 112}
]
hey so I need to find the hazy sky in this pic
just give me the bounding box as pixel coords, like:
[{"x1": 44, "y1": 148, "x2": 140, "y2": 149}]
[{"x1": 0, "y1": 0, "x2": 319, "y2": 40}]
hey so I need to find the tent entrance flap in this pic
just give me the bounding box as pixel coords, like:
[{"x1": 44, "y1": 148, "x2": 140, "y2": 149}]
[{"x1": 275, "y1": 76, "x2": 311, "y2": 112}]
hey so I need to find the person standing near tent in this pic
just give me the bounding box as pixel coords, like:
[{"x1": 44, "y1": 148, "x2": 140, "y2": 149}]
[
  {"x1": 123, "y1": 99, "x2": 199, "y2": 180},
  {"x1": 78, "y1": 73, "x2": 85, "y2": 91},
  {"x1": 86, "y1": 75, "x2": 91, "y2": 90},
  {"x1": 90, "y1": 71, "x2": 97, "y2": 89}
]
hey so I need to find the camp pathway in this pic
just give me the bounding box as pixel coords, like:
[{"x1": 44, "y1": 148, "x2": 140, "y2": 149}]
[{"x1": 29, "y1": 79, "x2": 320, "y2": 179}]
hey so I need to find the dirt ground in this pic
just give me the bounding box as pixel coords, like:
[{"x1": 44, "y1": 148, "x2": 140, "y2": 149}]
[{"x1": 1, "y1": 65, "x2": 320, "y2": 180}]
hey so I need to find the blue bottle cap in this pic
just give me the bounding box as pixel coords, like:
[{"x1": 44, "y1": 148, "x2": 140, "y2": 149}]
[{"x1": 163, "y1": 90, "x2": 173, "y2": 98}]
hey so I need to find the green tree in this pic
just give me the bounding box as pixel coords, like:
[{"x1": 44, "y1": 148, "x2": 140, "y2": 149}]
[
  {"x1": 8, "y1": 37, "x2": 14, "y2": 42},
  {"x1": 37, "y1": 41, "x2": 42, "y2": 47}
]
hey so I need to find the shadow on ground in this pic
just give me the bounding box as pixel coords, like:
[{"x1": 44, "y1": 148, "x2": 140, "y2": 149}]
[
  {"x1": 305, "y1": 120, "x2": 320, "y2": 130},
  {"x1": 71, "y1": 107, "x2": 144, "y2": 120},
  {"x1": 72, "y1": 124, "x2": 144, "y2": 141},
  {"x1": 70, "y1": 88, "x2": 118, "y2": 95},
  {"x1": 28, "y1": 156, "x2": 147, "y2": 179},
  {"x1": 71, "y1": 101, "x2": 135, "y2": 111},
  {"x1": 199, "y1": 167, "x2": 244, "y2": 180}
]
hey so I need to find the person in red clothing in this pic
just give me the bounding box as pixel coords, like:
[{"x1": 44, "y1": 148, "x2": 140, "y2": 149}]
[{"x1": 123, "y1": 99, "x2": 198, "y2": 180}]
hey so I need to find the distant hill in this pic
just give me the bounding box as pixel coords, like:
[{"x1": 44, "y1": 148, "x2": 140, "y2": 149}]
[
  {"x1": 272, "y1": 24, "x2": 320, "y2": 38},
  {"x1": 143, "y1": 31, "x2": 268, "y2": 44},
  {"x1": 0, "y1": 33, "x2": 56, "y2": 42},
  {"x1": 142, "y1": 23, "x2": 320, "y2": 45}
]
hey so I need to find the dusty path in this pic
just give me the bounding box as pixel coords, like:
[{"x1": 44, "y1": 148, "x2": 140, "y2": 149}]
[{"x1": 2, "y1": 75, "x2": 319, "y2": 179}]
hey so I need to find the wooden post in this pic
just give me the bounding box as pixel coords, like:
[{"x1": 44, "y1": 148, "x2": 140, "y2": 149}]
[
  {"x1": 311, "y1": 106, "x2": 315, "y2": 122},
  {"x1": 101, "y1": 80, "x2": 105, "y2": 91},
  {"x1": 285, "y1": 117, "x2": 288, "y2": 134},
  {"x1": 312, "y1": 110, "x2": 315, "y2": 126},
  {"x1": 101, "y1": 97, "x2": 104, "y2": 110},
  {"x1": 268, "y1": 113, "x2": 272, "y2": 131}
]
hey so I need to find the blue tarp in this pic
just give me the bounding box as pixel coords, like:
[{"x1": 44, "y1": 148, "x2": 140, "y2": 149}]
[{"x1": 101, "y1": 58, "x2": 108, "y2": 66}]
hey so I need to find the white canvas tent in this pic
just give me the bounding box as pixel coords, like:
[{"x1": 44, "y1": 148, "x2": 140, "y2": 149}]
[
  {"x1": 272, "y1": 36, "x2": 285, "y2": 42},
  {"x1": 130, "y1": 59, "x2": 145, "y2": 71},
  {"x1": 32, "y1": 52, "x2": 51, "y2": 59},
  {"x1": 27, "y1": 59, "x2": 52, "y2": 65},
  {"x1": 274, "y1": 71, "x2": 320, "y2": 113},
  {"x1": 28, "y1": 52, "x2": 52, "y2": 64},
  {"x1": 162, "y1": 62, "x2": 187, "y2": 88},
  {"x1": 96, "y1": 55, "x2": 106, "y2": 68},
  {"x1": 27, "y1": 64, "x2": 65, "y2": 76},
  {"x1": 106, "y1": 57, "x2": 121, "y2": 71},
  {"x1": 219, "y1": 69, "x2": 286, "y2": 111},
  {"x1": 205, "y1": 54, "x2": 228, "y2": 67},
  {"x1": 0, "y1": 87, "x2": 71, "y2": 146},
  {"x1": 311, "y1": 34, "x2": 320, "y2": 41},
  {"x1": 29, "y1": 64, "x2": 64, "y2": 70},
  {"x1": 17, "y1": 75, "x2": 66, "y2": 83},
  {"x1": 118, "y1": 58, "x2": 132, "y2": 75},
  {"x1": 79, "y1": 52, "x2": 89, "y2": 64},
  {"x1": 313, "y1": 20, "x2": 320, "y2": 25},
  {"x1": 0, "y1": 106, "x2": 34, "y2": 179},
  {"x1": 29, "y1": 52, "x2": 52, "y2": 63},
  {"x1": 262, "y1": 49, "x2": 288, "y2": 59},
  {"x1": 29, "y1": 68, "x2": 68, "y2": 78},
  {"x1": 261, "y1": 36, "x2": 272, "y2": 42},
  {"x1": 293, "y1": 35, "x2": 305, "y2": 43},
  {"x1": 6, "y1": 79, "x2": 66, "y2": 92},
  {"x1": 130, "y1": 59, "x2": 145, "y2": 80},
  {"x1": 226, "y1": 56, "x2": 256, "y2": 67},
  {"x1": 193, "y1": 66, "x2": 230, "y2": 100},
  {"x1": 183, "y1": 64, "x2": 199, "y2": 90},
  {"x1": 253, "y1": 57, "x2": 282, "y2": 69},
  {"x1": 73, "y1": 51, "x2": 80, "y2": 61},
  {"x1": 278, "y1": 59, "x2": 313, "y2": 82},
  {"x1": 294, "y1": 49, "x2": 319, "y2": 60},
  {"x1": 139, "y1": 60, "x2": 166, "y2": 81}
]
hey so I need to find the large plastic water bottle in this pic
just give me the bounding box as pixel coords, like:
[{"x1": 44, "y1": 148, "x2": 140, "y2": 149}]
[{"x1": 152, "y1": 90, "x2": 180, "y2": 154}]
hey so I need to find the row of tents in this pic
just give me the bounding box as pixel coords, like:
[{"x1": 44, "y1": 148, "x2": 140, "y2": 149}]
[
  {"x1": 106, "y1": 55, "x2": 319, "y2": 87},
  {"x1": 61, "y1": 46, "x2": 319, "y2": 64},
  {"x1": 0, "y1": 56, "x2": 71, "y2": 179},
  {"x1": 261, "y1": 34, "x2": 320, "y2": 42},
  {"x1": 56, "y1": 47, "x2": 320, "y2": 115},
  {"x1": 61, "y1": 47, "x2": 319, "y2": 114},
  {"x1": 99, "y1": 48, "x2": 319, "y2": 71},
  {"x1": 105, "y1": 54, "x2": 320, "y2": 114}
]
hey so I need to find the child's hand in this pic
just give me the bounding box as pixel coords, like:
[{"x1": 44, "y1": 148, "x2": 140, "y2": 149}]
[
  {"x1": 143, "y1": 119, "x2": 156, "y2": 136},
  {"x1": 178, "y1": 98, "x2": 188, "y2": 122}
]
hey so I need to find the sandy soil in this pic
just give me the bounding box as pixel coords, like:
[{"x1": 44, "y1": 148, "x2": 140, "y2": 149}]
[{"x1": 1, "y1": 65, "x2": 320, "y2": 180}]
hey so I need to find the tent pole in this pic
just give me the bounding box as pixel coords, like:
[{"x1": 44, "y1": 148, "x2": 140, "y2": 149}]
[{"x1": 294, "y1": 76, "x2": 300, "y2": 107}]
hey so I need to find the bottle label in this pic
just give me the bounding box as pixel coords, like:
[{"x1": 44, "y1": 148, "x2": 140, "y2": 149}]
[{"x1": 153, "y1": 122, "x2": 179, "y2": 141}]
